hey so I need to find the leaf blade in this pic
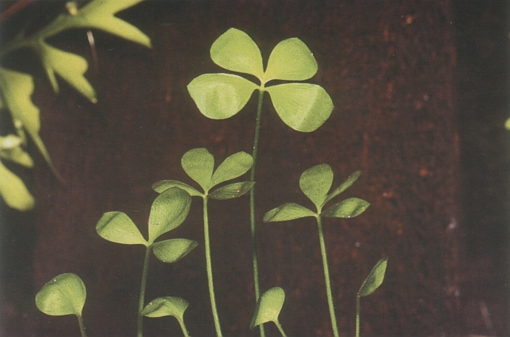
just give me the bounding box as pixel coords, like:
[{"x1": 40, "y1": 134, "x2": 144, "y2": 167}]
[
  {"x1": 324, "y1": 170, "x2": 362, "y2": 204},
  {"x1": 152, "y1": 239, "x2": 198, "y2": 263},
  {"x1": 181, "y1": 148, "x2": 214, "y2": 191},
  {"x1": 148, "y1": 187, "x2": 191, "y2": 243},
  {"x1": 35, "y1": 273, "x2": 86, "y2": 317},
  {"x1": 358, "y1": 257, "x2": 389, "y2": 297},
  {"x1": 210, "y1": 28, "x2": 264, "y2": 79},
  {"x1": 250, "y1": 287, "x2": 285, "y2": 328},
  {"x1": 266, "y1": 83, "x2": 333, "y2": 132},
  {"x1": 323, "y1": 197, "x2": 370, "y2": 218},
  {"x1": 263, "y1": 202, "x2": 316, "y2": 222},
  {"x1": 152, "y1": 180, "x2": 202, "y2": 197},
  {"x1": 188, "y1": 73, "x2": 258, "y2": 120},
  {"x1": 264, "y1": 37, "x2": 318, "y2": 81},
  {"x1": 96, "y1": 211, "x2": 147, "y2": 245},
  {"x1": 211, "y1": 151, "x2": 253, "y2": 186},
  {"x1": 209, "y1": 181, "x2": 254, "y2": 200},
  {"x1": 299, "y1": 164, "x2": 333, "y2": 209},
  {"x1": 142, "y1": 296, "x2": 189, "y2": 321}
]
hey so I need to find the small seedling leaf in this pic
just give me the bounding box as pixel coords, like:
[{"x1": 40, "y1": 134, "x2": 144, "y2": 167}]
[
  {"x1": 266, "y1": 83, "x2": 333, "y2": 132},
  {"x1": 210, "y1": 28, "x2": 264, "y2": 79},
  {"x1": 35, "y1": 273, "x2": 86, "y2": 317},
  {"x1": 358, "y1": 257, "x2": 389, "y2": 297},
  {"x1": 209, "y1": 181, "x2": 255, "y2": 200},
  {"x1": 324, "y1": 170, "x2": 362, "y2": 204},
  {"x1": 188, "y1": 73, "x2": 258, "y2": 120},
  {"x1": 153, "y1": 238, "x2": 198, "y2": 263},
  {"x1": 211, "y1": 151, "x2": 253, "y2": 186},
  {"x1": 148, "y1": 188, "x2": 191, "y2": 243},
  {"x1": 142, "y1": 296, "x2": 189, "y2": 321},
  {"x1": 250, "y1": 287, "x2": 285, "y2": 329},
  {"x1": 96, "y1": 211, "x2": 147, "y2": 246},
  {"x1": 323, "y1": 197, "x2": 370, "y2": 218},
  {"x1": 152, "y1": 180, "x2": 201, "y2": 197},
  {"x1": 181, "y1": 148, "x2": 215, "y2": 191},
  {"x1": 0, "y1": 160, "x2": 35, "y2": 211},
  {"x1": 264, "y1": 37, "x2": 318, "y2": 82},
  {"x1": 263, "y1": 202, "x2": 316, "y2": 222},
  {"x1": 299, "y1": 164, "x2": 333, "y2": 209}
]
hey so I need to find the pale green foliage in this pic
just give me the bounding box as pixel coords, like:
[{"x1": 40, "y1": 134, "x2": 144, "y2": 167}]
[
  {"x1": 188, "y1": 28, "x2": 333, "y2": 132},
  {"x1": 142, "y1": 296, "x2": 191, "y2": 337},
  {"x1": 153, "y1": 148, "x2": 254, "y2": 198},
  {"x1": 152, "y1": 239, "x2": 198, "y2": 263},
  {"x1": 358, "y1": 257, "x2": 389, "y2": 297},
  {"x1": 264, "y1": 164, "x2": 369, "y2": 221},
  {"x1": 35, "y1": 273, "x2": 86, "y2": 317},
  {"x1": 250, "y1": 287, "x2": 285, "y2": 328},
  {"x1": 96, "y1": 187, "x2": 192, "y2": 247},
  {"x1": 0, "y1": 0, "x2": 151, "y2": 211}
]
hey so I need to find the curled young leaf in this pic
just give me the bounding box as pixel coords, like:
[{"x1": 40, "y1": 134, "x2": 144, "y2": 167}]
[
  {"x1": 152, "y1": 239, "x2": 198, "y2": 263},
  {"x1": 264, "y1": 37, "x2": 318, "y2": 82},
  {"x1": 323, "y1": 197, "x2": 370, "y2": 218},
  {"x1": 299, "y1": 164, "x2": 333, "y2": 209},
  {"x1": 250, "y1": 287, "x2": 285, "y2": 329},
  {"x1": 266, "y1": 83, "x2": 333, "y2": 132},
  {"x1": 211, "y1": 151, "x2": 253, "y2": 186},
  {"x1": 148, "y1": 187, "x2": 191, "y2": 243},
  {"x1": 324, "y1": 170, "x2": 362, "y2": 204},
  {"x1": 96, "y1": 211, "x2": 147, "y2": 246},
  {"x1": 263, "y1": 202, "x2": 316, "y2": 222},
  {"x1": 152, "y1": 180, "x2": 202, "y2": 197},
  {"x1": 210, "y1": 28, "x2": 264, "y2": 79},
  {"x1": 35, "y1": 273, "x2": 86, "y2": 317},
  {"x1": 358, "y1": 257, "x2": 389, "y2": 297},
  {"x1": 187, "y1": 73, "x2": 258, "y2": 120},
  {"x1": 209, "y1": 181, "x2": 254, "y2": 200},
  {"x1": 142, "y1": 296, "x2": 189, "y2": 323}
]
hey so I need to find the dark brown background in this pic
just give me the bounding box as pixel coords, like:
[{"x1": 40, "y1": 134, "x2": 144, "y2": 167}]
[{"x1": 1, "y1": 0, "x2": 508, "y2": 336}]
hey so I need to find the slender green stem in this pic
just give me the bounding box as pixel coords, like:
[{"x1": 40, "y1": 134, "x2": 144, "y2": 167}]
[
  {"x1": 275, "y1": 321, "x2": 289, "y2": 337},
  {"x1": 250, "y1": 89, "x2": 265, "y2": 337},
  {"x1": 316, "y1": 216, "x2": 340, "y2": 337},
  {"x1": 137, "y1": 246, "x2": 152, "y2": 337},
  {"x1": 203, "y1": 196, "x2": 223, "y2": 337},
  {"x1": 77, "y1": 315, "x2": 87, "y2": 337},
  {"x1": 178, "y1": 318, "x2": 191, "y2": 337},
  {"x1": 356, "y1": 294, "x2": 361, "y2": 337}
]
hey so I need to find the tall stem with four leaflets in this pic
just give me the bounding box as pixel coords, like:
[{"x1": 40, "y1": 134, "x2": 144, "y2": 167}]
[{"x1": 250, "y1": 89, "x2": 266, "y2": 336}]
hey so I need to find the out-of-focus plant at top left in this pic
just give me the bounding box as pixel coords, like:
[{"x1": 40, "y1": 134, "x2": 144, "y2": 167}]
[{"x1": 0, "y1": 0, "x2": 151, "y2": 211}]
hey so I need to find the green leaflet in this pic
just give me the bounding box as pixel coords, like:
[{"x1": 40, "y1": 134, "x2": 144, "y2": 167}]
[{"x1": 35, "y1": 273, "x2": 86, "y2": 317}]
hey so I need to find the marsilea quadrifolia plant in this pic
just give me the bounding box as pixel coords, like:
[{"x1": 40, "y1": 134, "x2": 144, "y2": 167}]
[
  {"x1": 35, "y1": 27, "x2": 388, "y2": 337},
  {"x1": 0, "y1": 0, "x2": 151, "y2": 211},
  {"x1": 187, "y1": 27, "x2": 334, "y2": 336}
]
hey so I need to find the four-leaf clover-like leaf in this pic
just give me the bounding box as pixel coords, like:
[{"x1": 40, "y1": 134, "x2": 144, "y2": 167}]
[
  {"x1": 264, "y1": 164, "x2": 369, "y2": 222},
  {"x1": 153, "y1": 148, "x2": 255, "y2": 199},
  {"x1": 188, "y1": 28, "x2": 333, "y2": 132}
]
